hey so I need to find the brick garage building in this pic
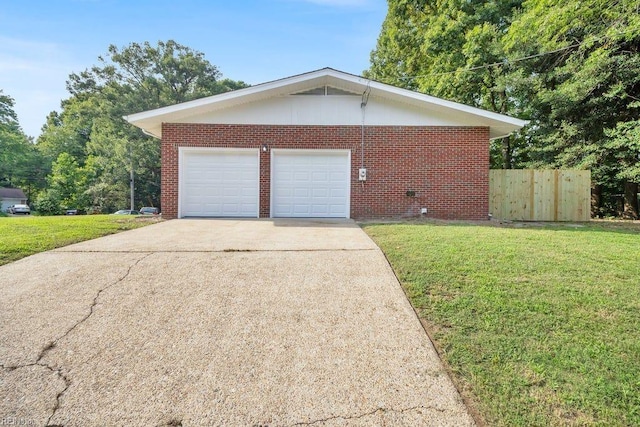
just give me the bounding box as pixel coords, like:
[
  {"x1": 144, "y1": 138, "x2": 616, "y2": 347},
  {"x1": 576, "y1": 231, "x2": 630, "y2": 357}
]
[{"x1": 126, "y1": 68, "x2": 526, "y2": 220}]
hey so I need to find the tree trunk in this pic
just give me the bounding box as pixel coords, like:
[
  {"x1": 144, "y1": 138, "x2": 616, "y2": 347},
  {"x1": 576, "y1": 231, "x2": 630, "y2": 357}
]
[
  {"x1": 502, "y1": 136, "x2": 513, "y2": 169},
  {"x1": 591, "y1": 184, "x2": 602, "y2": 218},
  {"x1": 623, "y1": 181, "x2": 639, "y2": 219}
]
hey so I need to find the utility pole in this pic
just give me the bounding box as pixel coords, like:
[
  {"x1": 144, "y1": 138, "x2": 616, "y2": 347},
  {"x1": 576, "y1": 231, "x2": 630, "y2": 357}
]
[{"x1": 129, "y1": 144, "x2": 134, "y2": 211}]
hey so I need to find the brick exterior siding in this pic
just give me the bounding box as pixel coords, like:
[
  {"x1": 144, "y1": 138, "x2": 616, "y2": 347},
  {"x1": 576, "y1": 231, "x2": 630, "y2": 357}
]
[{"x1": 161, "y1": 123, "x2": 490, "y2": 220}]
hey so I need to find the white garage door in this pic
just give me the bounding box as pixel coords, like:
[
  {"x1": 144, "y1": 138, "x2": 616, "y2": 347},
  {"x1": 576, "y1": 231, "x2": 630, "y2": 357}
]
[
  {"x1": 271, "y1": 150, "x2": 350, "y2": 218},
  {"x1": 180, "y1": 148, "x2": 259, "y2": 218}
]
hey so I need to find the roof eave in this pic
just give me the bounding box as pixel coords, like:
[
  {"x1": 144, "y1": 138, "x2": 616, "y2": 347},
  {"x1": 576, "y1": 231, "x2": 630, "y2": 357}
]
[
  {"x1": 124, "y1": 68, "x2": 529, "y2": 139},
  {"x1": 489, "y1": 124, "x2": 528, "y2": 140},
  {"x1": 124, "y1": 68, "x2": 339, "y2": 124}
]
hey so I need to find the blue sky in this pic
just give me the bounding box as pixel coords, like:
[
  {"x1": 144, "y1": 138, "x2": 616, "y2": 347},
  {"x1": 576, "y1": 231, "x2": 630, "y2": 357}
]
[{"x1": 0, "y1": 0, "x2": 387, "y2": 138}]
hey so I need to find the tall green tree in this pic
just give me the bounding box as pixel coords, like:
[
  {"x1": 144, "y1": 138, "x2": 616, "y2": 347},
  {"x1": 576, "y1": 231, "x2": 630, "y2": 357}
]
[
  {"x1": 0, "y1": 90, "x2": 46, "y2": 199},
  {"x1": 37, "y1": 40, "x2": 248, "y2": 213},
  {"x1": 36, "y1": 152, "x2": 89, "y2": 213}
]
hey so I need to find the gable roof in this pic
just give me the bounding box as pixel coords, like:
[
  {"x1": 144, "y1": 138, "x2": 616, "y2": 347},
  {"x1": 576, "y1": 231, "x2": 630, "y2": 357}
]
[
  {"x1": 124, "y1": 67, "x2": 528, "y2": 140},
  {"x1": 0, "y1": 188, "x2": 26, "y2": 199}
]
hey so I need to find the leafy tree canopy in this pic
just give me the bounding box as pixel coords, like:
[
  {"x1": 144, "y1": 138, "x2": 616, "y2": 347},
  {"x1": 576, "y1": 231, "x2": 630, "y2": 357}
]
[{"x1": 0, "y1": 90, "x2": 44, "y2": 196}]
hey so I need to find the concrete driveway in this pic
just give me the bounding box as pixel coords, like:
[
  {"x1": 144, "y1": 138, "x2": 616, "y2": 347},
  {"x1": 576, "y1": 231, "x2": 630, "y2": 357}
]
[{"x1": 1, "y1": 219, "x2": 474, "y2": 426}]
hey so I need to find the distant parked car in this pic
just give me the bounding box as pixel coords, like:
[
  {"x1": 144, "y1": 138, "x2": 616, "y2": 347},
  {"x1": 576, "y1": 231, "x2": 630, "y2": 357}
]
[
  {"x1": 139, "y1": 206, "x2": 159, "y2": 215},
  {"x1": 112, "y1": 209, "x2": 140, "y2": 215},
  {"x1": 8, "y1": 204, "x2": 30, "y2": 215}
]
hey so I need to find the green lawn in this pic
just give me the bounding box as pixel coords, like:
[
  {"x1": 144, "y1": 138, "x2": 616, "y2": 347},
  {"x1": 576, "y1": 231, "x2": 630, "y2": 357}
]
[
  {"x1": 363, "y1": 221, "x2": 640, "y2": 427},
  {"x1": 0, "y1": 215, "x2": 159, "y2": 266}
]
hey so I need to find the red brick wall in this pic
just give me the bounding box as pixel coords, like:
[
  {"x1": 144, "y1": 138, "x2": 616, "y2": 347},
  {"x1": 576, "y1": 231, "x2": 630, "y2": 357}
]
[{"x1": 161, "y1": 123, "x2": 490, "y2": 220}]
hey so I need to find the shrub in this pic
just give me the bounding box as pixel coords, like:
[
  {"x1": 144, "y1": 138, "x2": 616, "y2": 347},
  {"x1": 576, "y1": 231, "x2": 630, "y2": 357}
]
[{"x1": 35, "y1": 190, "x2": 63, "y2": 215}]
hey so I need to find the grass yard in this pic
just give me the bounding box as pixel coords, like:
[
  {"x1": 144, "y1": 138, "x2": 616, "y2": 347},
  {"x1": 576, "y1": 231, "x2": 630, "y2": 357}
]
[
  {"x1": 0, "y1": 215, "x2": 159, "y2": 266},
  {"x1": 364, "y1": 221, "x2": 640, "y2": 427}
]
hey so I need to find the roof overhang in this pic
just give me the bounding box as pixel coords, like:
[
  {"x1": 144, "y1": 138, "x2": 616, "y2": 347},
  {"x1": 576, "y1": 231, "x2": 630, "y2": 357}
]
[{"x1": 124, "y1": 67, "x2": 528, "y2": 140}]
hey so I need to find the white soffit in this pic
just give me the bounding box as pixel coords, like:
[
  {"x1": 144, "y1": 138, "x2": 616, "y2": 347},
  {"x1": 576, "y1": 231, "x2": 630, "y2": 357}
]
[{"x1": 124, "y1": 68, "x2": 528, "y2": 140}]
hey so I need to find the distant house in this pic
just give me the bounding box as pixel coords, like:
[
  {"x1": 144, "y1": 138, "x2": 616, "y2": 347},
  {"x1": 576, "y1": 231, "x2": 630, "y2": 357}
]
[{"x1": 0, "y1": 188, "x2": 28, "y2": 212}]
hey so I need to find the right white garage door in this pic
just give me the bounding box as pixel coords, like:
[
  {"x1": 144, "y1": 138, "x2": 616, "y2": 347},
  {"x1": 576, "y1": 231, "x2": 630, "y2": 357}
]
[{"x1": 271, "y1": 150, "x2": 350, "y2": 218}]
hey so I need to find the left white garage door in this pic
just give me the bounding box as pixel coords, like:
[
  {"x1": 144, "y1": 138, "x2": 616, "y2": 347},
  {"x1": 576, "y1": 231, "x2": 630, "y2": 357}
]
[{"x1": 179, "y1": 148, "x2": 259, "y2": 218}]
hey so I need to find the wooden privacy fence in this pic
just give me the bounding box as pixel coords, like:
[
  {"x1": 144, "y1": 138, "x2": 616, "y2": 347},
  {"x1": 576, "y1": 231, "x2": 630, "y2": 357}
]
[{"x1": 489, "y1": 170, "x2": 591, "y2": 221}]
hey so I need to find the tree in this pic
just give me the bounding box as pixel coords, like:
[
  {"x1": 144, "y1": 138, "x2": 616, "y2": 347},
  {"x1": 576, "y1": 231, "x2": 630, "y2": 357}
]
[
  {"x1": 35, "y1": 152, "x2": 96, "y2": 214},
  {"x1": 0, "y1": 90, "x2": 46, "y2": 199},
  {"x1": 37, "y1": 40, "x2": 248, "y2": 213},
  {"x1": 47, "y1": 153, "x2": 89, "y2": 209},
  {"x1": 605, "y1": 120, "x2": 640, "y2": 218}
]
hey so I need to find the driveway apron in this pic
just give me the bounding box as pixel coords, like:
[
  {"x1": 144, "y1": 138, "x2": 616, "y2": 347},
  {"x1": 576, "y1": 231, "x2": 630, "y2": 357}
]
[{"x1": 0, "y1": 219, "x2": 475, "y2": 426}]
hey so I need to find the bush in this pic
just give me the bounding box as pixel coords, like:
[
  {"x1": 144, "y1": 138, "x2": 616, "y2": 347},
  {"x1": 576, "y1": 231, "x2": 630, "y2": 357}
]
[{"x1": 35, "y1": 190, "x2": 63, "y2": 215}]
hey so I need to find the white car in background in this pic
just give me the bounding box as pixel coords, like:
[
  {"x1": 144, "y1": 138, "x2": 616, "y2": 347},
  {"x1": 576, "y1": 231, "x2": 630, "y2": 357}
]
[{"x1": 7, "y1": 204, "x2": 30, "y2": 215}]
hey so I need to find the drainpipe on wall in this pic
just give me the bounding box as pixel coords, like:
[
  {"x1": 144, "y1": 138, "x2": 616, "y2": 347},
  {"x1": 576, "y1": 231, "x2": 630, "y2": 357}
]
[
  {"x1": 129, "y1": 143, "x2": 135, "y2": 211},
  {"x1": 360, "y1": 82, "x2": 371, "y2": 188}
]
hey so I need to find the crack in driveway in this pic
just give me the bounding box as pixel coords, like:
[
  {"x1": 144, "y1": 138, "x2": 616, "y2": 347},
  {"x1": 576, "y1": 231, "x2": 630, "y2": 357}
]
[
  {"x1": 2, "y1": 252, "x2": 152, "y2": 426},
  {"x1": 289, "y1": 404, "x2": 450, "y2": 426}
]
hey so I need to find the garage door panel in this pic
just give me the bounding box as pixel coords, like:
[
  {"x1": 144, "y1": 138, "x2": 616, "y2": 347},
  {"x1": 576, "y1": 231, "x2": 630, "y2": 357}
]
[
  {"x1": 311, "y1": 206, "x2": 329, "y2": 217},
  {"x1": 293, "y1": 172, "x2": 310, "y2": 181},
  {"x1": 180, "y1": 150, "x2": 259, "y2": 218},
  {"x1": 312, "y1": 188, "x2": 328, "y2": 197},
  {"x1": 272, "y1": 151, "x2": 350, "y2": 218},
  {"x1": 241, "y1": 202, "x2": 257, "y2": 211},
  {"x1": 223, "y1": 187, "x2": 240, "y2": 197},
  {"x1": 222, "y1": 203, "x2": 242, "y2": 214},
  {"x1": 278, "y1": 173, "x2": 293, "y2": 182},
  {"x1": 329, "y1": 208, "x2": 342, "y2": 215},
  {"x1": 203, "y1": 204, "x2": 222, "y2": 214},
  {"x1": 278, "y1": 188, "x2": 292, "y2": 197},
  {"x1": 273, "y1": 204, "x2": 291, "y2": 215},
  {"x1": 294, "y1": 188, "x2": 310, "y2": 197},
  {"x1": 293, "y1": 205, "x2": 311, "y2": 214},
  {"x1": 312, "y1": 171, "x2": 328, "y2": 181}
]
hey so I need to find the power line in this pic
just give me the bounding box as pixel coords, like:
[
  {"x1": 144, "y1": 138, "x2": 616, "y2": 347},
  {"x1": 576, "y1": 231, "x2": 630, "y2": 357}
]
[
  {"x1": 391, "y1": 26, "x2": 634, "y2": 82},
  {"x1": 430, "y1": 43, "x2": 581, "y2": 77},
  {"x1": 395, "y1": 43, "x2": 581, "y2": 82}
]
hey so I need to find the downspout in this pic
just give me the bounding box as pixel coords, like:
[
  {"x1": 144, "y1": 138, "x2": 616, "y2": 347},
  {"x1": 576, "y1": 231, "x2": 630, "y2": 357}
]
[
  {"x1": 128, "y1": 141, "x2": 135, "y2": 211},
  {"x1": 360, "y1": 82, "x2": 371, "y2": 188}
]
